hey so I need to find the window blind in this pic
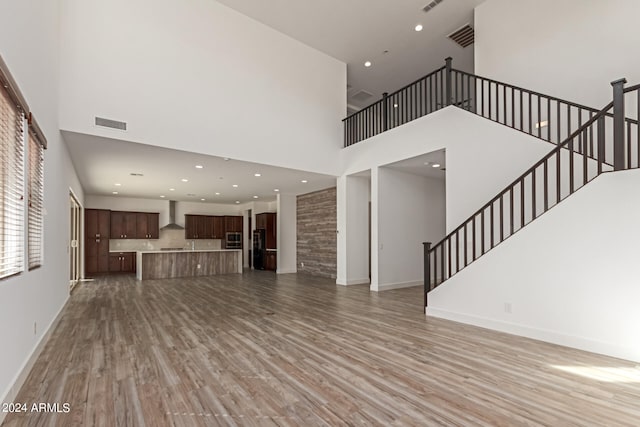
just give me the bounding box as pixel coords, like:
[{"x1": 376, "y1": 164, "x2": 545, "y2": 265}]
[
  {"x1": 28, "y1": 127, "x2": 44, "y2": 269},
  {"x1": 0, "y1": 82, "x2": 25, "y2": 279}
]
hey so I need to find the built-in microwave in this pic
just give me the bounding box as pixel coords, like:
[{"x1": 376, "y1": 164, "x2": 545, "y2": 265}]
[{"x1": 225, "y1": 232, "x2": 242, "y2": 249}]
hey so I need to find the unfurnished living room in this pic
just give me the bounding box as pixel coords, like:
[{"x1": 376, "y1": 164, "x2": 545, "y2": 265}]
[{"x1": 2, "y1": 0, "x2": 640, "y2": 425}]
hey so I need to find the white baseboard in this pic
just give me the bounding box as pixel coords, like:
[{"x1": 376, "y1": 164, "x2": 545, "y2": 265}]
[
  {"x1": 276, "y1": 268, "x2": 297, "y2": 274},
  {"x1": 371, "y1": 281, "x2": 422, "y2": 292},
  {"x1": 426, "y1": 307, "x2": 640, "y2": 363},
  {"x1": 0, "y1": 298, "x2": 68, "y2": 424},
  {"x1": 336, "y1": 277, "x2": 370, "y2": 286}
]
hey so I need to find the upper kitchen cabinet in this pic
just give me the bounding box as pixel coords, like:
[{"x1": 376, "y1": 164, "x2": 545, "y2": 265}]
[
  {"x1": 136, "y1": 212, "x2": 159, "y2": 239},
  {"x1": 211, "y1": 216, "x2": 225, "y2": 239},
  {"x1": 224, "y1": 216, "x2": 243, "y2": 233},
  {"x1": 111, "y1": 211, "x2": 137, "y2": 239},
  {"x1": 185, "y1": 214, "x2": 210, "y2": 239}
]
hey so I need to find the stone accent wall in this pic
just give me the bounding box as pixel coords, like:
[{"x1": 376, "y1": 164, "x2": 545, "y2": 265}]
[{"x1": 297, "y1": 187, "x2": 337, "y2": 279}]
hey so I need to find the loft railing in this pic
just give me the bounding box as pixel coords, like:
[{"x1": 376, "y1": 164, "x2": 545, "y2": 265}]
[
  {"x1": 343, "y1": 58, "x2": 636, "y2": 152},
  {"x1": 422, "y1": 78, "x2": 640, "y2": 307}
]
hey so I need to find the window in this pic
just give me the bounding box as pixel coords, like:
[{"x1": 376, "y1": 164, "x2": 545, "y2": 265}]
[
  {"x1": 0, "y1": 79, "x2": 26, "y2": 279},
  {"x1": 28, "y1": 125, "x2": 45, "y2": 269}
]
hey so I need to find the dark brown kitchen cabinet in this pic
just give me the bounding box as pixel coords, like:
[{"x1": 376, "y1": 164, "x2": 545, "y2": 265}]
[
  {"x1": 265, "y1": 250, "x2": 277, "y2": 271},
  {"x1": 224, "y1": 216, "x2": 243, "y2": 233},
  {"x1": 211, "y1": 216, "x2": 225, "y2": 239},
  {"x1": 185, "y1": 215, "x2": 209, "y2": 239},
  {"x1": 136, "y1": 212, "x2": 159, "y2": 239},
  {"x1": 256, "y1": 212, "x2": 277, "y2": 249},
  {"x1": 85, "y1": 209, "x2": 111, "y2": 275},
  {"x1": 111, "y1": 211, "x2": 137, "y2": 239},
  {"x1": 109, "y1": 252, "x2": 136, "y2": 273}
]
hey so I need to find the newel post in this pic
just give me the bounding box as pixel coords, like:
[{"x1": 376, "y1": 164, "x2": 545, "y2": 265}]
[
  {"x1": 611, "y1": 78, "x2": 627, "y2": 171},
  {"x1": 423, "y1": 242, "x2": 432, "y2": 309},
  {"x1": 382, "y1": 92, "x2": 389, "y2": 132},
  {"x1": 445, "y1": 57, "x2": 453, "y2": 106}
]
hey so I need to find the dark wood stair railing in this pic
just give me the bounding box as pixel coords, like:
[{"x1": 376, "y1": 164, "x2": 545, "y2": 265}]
[
  {"x1": 343, "y1": 58, "x2": 638, "y2": 157},
  {"x1": 423, "y1": 78, "x2": 640, "y2": 308}
]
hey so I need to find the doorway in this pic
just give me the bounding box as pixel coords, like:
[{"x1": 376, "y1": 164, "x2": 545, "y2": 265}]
[{"x1": 69, "y1": 192, "x2": 82, "y2": 291}]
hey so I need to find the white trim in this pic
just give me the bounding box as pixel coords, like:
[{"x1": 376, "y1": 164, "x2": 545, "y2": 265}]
[
  {"x1": 426, "y1": 307, "x2": 640, "y2": 363},
  {"x1": 0, "y1": 299, "x2": 68, "y2": 424},
  {"x1": 336, "y1": 277, "x2": 370, "y2": 286},
  {"x1": 276, "y1": 268, "x2": 297, "y2": 274},
  {"x1": 371, "y1": 280, "x2": 422, "y2": 292}
]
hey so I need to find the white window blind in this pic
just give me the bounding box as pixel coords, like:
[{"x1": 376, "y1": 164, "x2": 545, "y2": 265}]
[
  {"x1": 28, "y1": 127, "x2": 44, "y2": 269},
  {"x1": 0, "y1": 82, "x2": 25, "y2": 279}
]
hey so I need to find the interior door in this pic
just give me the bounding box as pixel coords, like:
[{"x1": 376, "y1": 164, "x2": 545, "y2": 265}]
[{"x1": 69, "y1": 193, "x2": 82, "y2": 291}]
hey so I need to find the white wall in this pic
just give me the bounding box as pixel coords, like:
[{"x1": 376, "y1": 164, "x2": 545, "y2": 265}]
[
  {"x1": 276, "y1": 194, "x2": 297, "y2": 274},
  {"x1": 337, "y1": 174, "x2": 371, "y2": 286},
  {"x1": 0, "y1": 0, "x2": 84, "y2": 411},
  {"x1": 428, "y1": 169, "x2": 640, "y2": 362},
  {"x1": 374, "y1": 168, "x2": 445, "y2": 291},
  {"x1": 340, "y1": 107, "x2": 555, "y2": 234},
  {"x1": 475, "y1": 0, "x2": 640, "y2": 111},
  {"x1": 58, "y1": 0, "x2": 346, "y2": 176}
]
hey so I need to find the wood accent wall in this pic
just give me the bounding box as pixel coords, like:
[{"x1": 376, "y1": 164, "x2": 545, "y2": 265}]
[
  {"x1": 297, "y1": 187, "x2": 337, "y2": 279},
  {"x1": 141, "y1": 251, "x2": 239, "y2": 280}
]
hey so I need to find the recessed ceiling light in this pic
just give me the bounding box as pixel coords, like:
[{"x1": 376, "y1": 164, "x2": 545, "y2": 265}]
[
  {"x1": 181, "y1": 178, "x2": 189, "y2": 182},
  {"x1": 215, "y1": 192, "x2": 220, "y2": 195},
  {"x1": 201, "y1": 198, "x2": 206, "y2": 201},
  {"x1": 415, "y1": 24, "x2": 423, "y2": 32},
  {"x1": 301, "y1": 180, "x2": 308, "y2": 183},
  {"x1": 274, "y1": 189, "x2": 280, "y2": 192},
  {"x1": 169, "y1": 188, "x2": 175, "y2": 191},
  {"x1": 232, "y1": 184, "x2": 238, "y2": 188},
  {"x1": 112, "y1": 191, "x2": 118, "y2": 195},
  {"x1": 432, "y1": 163, "x2": 441, "y2": 168},
  {"x1": 114, "y1": 183, "x2": 121, "y2": 186},
  {"x1": 253, "y1": 195, "x2": 259, "y2": 199},
  {"x1": 195, "y1": 165, "x2": 203, "y2": 169},
  {"x1": 254, "y1": 173, "x2": 261, "y2": 177},
  {"x1": 364, "y1": 61, "x2": 372, "y2": 67},
  {"x1": 235, "y1": 201, "x2": 240, "y2": 204},
  {"x1": 160, "y1": 195, "x2": 165, "y2": 198}
]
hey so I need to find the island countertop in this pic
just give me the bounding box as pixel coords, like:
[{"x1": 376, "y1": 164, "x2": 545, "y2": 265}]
[{"x1": 136, "y1": 249, "x2": 242, "y2": 280}]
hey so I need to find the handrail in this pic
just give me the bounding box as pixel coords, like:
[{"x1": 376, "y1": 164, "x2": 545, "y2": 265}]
[
  {"x1": 343, "y1": 58, "x2": 638, "y2": 147},
  {"x1": 436, "y1": 102, "x2": 612, "y2": 248}
]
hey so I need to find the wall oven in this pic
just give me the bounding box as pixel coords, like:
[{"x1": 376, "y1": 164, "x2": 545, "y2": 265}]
[{"x1": 225, "y1": 232, "x2": 242, "y2": 249}]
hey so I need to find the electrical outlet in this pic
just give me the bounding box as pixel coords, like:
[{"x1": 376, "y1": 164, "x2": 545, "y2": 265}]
[
  {"x1": 504, "y1": 302, "x2": 512, "y2": 314},
  {"x1": 196, "y1": 264, "x2": 201, "y2": 269},
  {"x1": 300, "y1": 262, "x2": 304, "y2": 267}
]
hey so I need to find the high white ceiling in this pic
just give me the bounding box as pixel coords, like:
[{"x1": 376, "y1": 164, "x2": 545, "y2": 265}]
[
  {"x1": 65, "y1": 1, "x2": 475, "y2": 203},
  {"x1": 63, "y1": 131, "x2": 337, "y2": 203},
  {"x1": 216, "y1": 0, "x2": 486, "y2": 109}
]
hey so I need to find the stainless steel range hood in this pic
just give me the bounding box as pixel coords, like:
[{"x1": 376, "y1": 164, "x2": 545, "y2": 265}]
[{"x1": 160, "y1": 200, "x2": 184, "y2": 230}]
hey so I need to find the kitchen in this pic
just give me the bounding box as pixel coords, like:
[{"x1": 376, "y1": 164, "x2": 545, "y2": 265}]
[{"x1": 85, "y1": 199, "x2": 279, "y2": 280}]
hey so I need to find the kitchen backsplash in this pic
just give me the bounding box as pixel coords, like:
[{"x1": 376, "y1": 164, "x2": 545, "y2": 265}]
[{"x1": 109, "y1": 229, "x2": 222, "y2": 251}]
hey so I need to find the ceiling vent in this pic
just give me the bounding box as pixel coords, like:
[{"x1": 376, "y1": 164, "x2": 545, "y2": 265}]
[
  {"x1": 351, "y1": 89, "x2": 374, "y2": 102},
  {"x1": 448, "y1": 24, "x2": 474, "y2": 48},
  {"x1": 95, "y1": 116, "x2": 127, "y2": 131},
  {"x1": 423, "y1": 0, "x2": 445, "y2": 13}
]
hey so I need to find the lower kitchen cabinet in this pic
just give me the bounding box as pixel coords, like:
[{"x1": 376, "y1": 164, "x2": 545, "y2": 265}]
[
  {"x1": 109, "y1": 252, "x2": 136, "y2": 273},
  {"x1": 265, "y1": 251, "x2": 277, "y2": 271}
]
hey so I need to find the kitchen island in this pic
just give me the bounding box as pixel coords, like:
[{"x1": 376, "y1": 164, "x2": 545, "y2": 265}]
[{"x1": 136, "y1": 249, "x2": 242, "y2": 280}]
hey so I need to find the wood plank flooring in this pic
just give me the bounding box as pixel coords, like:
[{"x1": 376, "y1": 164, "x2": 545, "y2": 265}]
[{"x1": 3, "y1": 271, "x2": 640, "y2": 426}]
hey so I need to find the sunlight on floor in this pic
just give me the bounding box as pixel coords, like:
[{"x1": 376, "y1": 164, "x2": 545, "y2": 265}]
[{"x1": 551, "y1": 365, "x2": 640, "y2": 383}]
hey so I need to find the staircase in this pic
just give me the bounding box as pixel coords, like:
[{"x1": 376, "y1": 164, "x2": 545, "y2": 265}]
[{"x1": 341, "y1": 59, "x2": 640, "y2": 309}]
